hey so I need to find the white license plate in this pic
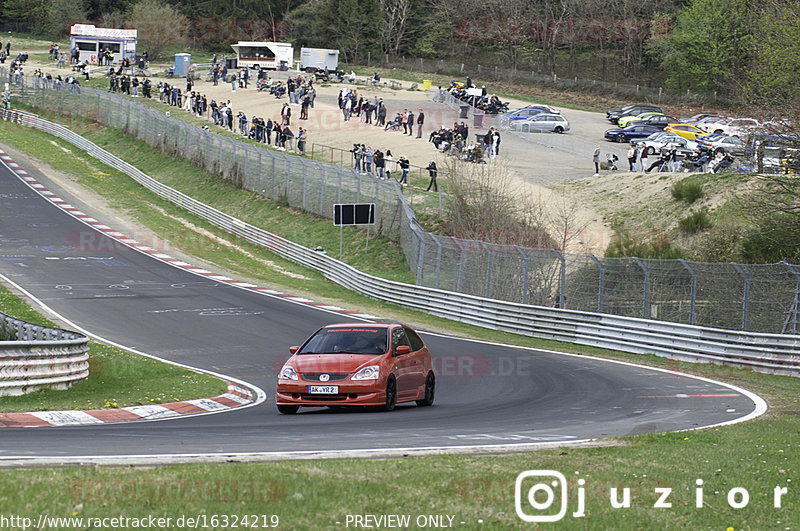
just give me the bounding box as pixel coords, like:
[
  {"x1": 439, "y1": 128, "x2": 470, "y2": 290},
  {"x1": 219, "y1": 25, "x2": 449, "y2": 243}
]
[{"x1": 308, "y1": 385, "x2": 339, "y2": 394}]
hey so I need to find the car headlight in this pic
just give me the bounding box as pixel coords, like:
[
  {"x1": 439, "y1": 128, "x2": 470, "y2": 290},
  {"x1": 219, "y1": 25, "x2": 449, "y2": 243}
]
[
  {"x1": 279, "y1": 366, "x2": 298, "y2": 380},
  {"x1": 351, "y1": 365, "x2": 380, "y2": 381}
]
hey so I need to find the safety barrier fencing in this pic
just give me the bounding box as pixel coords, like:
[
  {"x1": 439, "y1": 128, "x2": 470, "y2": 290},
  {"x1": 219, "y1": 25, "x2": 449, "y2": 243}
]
[
  {"x1": 0, "y1": 310, "x2": 90, "y2": 396},
  {"x1": 2, "y1": 110, "x2": 799, "y2": 377}
]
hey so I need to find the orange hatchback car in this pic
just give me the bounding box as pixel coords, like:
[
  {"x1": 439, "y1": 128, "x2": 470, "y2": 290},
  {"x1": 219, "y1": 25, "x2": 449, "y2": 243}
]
[{"x1": 276, "y1": 323, "x2": 435, "y2": 414}]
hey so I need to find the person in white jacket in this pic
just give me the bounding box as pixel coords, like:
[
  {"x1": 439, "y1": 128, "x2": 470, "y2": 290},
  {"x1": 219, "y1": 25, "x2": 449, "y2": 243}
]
[{"x1": 384, "y1": 150, "x2": 394, "y2": 180}]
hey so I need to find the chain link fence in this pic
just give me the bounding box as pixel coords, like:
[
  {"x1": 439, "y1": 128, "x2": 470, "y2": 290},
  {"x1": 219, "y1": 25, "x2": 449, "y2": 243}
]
[
  {"x1": 350, "y1": 55, "x2": 720, "y2": 106},
  {"x1": 3, "y1": 68, "x2": 799, "y2": 334}
]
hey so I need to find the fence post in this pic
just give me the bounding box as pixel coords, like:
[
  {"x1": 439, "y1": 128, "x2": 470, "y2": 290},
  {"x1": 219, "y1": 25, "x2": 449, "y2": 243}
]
[
  {"x1": 415, "y1": 236, "x2": 425, "y2": 285},
  {"x1": 782, "y1": 261, "x2": 800, "y2": 334},
  {"x1": 589, "y1": 254, "x2": 605, "y2": 313},
  {"x1": 434, "y1": 237, "x2": 443, "y2": 290},
  {"x1": 456, "y1": 250, "x2": 466, "y2": 293},
  {"x1": 633, "y1": 257, "x2": 650, "y2": 319},
  {"x1": 257, "y1": 151, "x2": 263, "y2": 192},
  {"x1": 302, "y1": 160, "x2": 307, "y2": 210},
  {"x1": 319, "y1": 164, "x2": 326, "y2": 216},
  {"x1": 679, "y1": 259, "x2": 697, "y2": 326},
  {"x1": 732, "y1": 263, "x2": 750, "y2": 331},
  {"x1": 481, "y1": 242, "x2": 494, "y2": 299},
  {"x1": 552, "y1": 250, "x2": 566, "y2": 308},
  {"x1": 514, "y1": 245, "x2": 530, "y2": 305}
]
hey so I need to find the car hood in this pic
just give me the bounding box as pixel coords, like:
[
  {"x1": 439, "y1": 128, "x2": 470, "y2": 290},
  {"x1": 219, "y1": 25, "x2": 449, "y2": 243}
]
[{"x1": 290, "y1": 354, "x2": 381, "y2": 374}]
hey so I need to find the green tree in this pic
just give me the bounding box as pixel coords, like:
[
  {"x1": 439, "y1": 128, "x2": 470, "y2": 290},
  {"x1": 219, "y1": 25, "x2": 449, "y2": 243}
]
[
  {"x1": 48, "y1": 0, "x2": 89, "y2": 37},
  {"x1": 127, "y1": 0, "x2": 188, "y2": 60},
  {"x1": 647, "y1": 0, "x2": 752, "y2": 99},
  {"x1": 746, "y1": 0, "x2": 800, "y2": 106}
]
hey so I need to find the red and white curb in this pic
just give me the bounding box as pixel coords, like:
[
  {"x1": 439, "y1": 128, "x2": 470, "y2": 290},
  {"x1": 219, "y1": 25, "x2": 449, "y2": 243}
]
[
  {"x1": 0, "y1": 383, "x2": 254, "y2": 428},
  {"x1": 0, "y1": 147, "x2": 378, "y2": 321}
]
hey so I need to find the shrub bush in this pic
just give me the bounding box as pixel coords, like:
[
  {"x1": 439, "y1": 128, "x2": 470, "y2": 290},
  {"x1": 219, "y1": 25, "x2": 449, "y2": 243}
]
[
  {"x1": 679, "y1": 208, "x2": 712, "y2": 234},
  {"x1": 671, "y1": 179, "x2": 704, "y2": 203}
]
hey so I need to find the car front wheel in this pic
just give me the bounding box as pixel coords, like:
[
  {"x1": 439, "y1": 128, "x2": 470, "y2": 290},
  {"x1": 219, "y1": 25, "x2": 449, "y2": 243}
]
[
  {"x1": 416, "y1": 373, "x2": 435, "y2": 407},
  {"x1": 277, "y1": 404, "x2": 299, "y2": 415},
  {"x1": 383, "y1": 376, "x2": 397, "y2": 411},
  {"x1": 616, "y1": 134, "x2": 627, "y2": 143}
]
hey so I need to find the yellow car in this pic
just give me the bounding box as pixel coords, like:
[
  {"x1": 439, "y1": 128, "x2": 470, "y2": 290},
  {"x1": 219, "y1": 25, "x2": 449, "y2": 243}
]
[
  {"x1": 617, "y1": 112, "x2": 664, "y2": 128},
  {"x1": 664, "y1": 123, "x2": 712, "y2": 141}
]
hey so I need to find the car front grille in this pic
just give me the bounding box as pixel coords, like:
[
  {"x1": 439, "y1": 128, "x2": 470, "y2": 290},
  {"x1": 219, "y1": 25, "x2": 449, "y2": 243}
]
[
  {"x1": 301, "y1": 372, "x2": 350, "y2": 382},
  {"x1": 300, "y1": 394, "x2": 348, "y2": 401}
]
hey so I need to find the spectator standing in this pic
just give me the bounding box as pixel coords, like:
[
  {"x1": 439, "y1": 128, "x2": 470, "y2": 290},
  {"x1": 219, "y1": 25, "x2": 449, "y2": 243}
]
[
  {"x1": 416, "y1": 110, "x2": 425, "y2": 138},
  {"x1": 627, "y1": 142, "x2": 637, "y2": 171},
  {"x1": 283, "y1": 126, "x2": 295, "y2": 152},
  {"x1": 407, "y1": 111, "x2": 415, "y2": 136},
  {"x1": 297, "y1": 127, "x2": 306, "y2": 154},
  {"x1": 593, "y1": 146, "x2": 600, "y2": 176},
  {"x1": 425, "y1": 161, "x2": 438, "y2": 192},
  {"x1": 384, "y1": 150, "x2": 394, "y2": 180},
  {"x1": 374, "y1": 149, "x2": 385, "y2": 178},
  {"x1": 398, "y1": 156, "x2": 410, "y2": 185},
  {"x1": 639, "y1": 144, "x2": 648, "y2": 172}
]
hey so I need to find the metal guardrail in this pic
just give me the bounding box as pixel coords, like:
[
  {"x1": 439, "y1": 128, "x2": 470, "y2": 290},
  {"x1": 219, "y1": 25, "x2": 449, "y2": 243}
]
[
  {"x1": 0, "y1": 310, "x2": 90, "y2": 396},
  {"x1": 5, "y1": 112, "x2": 800, "y2": 377}
]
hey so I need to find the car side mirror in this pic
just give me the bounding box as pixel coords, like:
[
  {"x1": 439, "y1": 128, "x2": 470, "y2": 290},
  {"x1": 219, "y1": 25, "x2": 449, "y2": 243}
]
[
  {"x1": 289, "y1": 346, "x2": 300, "y2": 354},
  {"x1": 395, "y1": 345, "x2": 411, "y2": 356}
]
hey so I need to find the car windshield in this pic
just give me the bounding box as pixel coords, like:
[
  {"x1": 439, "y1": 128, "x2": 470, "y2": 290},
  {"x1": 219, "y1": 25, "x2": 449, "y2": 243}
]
[{"x1": 298, "y1": 327, "x2": 388, "y2": 355}]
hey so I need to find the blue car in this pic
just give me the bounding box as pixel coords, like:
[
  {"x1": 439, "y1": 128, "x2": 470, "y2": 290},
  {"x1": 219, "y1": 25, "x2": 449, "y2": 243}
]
[
  {"x1": 604, "y1": 124, "x2": 663, "y2": 143},
  {"x1": 501, "y1": 108, "x2": 546, "y2": 121}
]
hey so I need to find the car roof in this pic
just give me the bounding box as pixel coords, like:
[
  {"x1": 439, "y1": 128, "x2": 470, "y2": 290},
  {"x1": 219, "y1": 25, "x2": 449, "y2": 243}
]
[{"x1": 323, "y1": 323, "x2": 394, "y2": 329}]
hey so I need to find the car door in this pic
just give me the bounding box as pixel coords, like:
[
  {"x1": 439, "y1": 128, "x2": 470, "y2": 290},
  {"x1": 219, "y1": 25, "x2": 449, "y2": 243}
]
[
  {"x1": 403, "y1": 327, "x2": 428, "y2": 393},
  {"x1": 391, "y1": 327, "x2": 416, "y2": 398}
]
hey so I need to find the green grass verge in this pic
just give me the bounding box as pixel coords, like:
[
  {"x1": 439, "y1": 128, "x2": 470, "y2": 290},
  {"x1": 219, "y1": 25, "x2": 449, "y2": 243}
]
[
  {"x1": 1, "y1": 111, "x2": 799, "y2": 527},
  {"x1": 0, "y1": 285, "x2": 226, "y2": 412},
  {"x1": 0, "y1": 392, "x2": 798, "y2": 529}
]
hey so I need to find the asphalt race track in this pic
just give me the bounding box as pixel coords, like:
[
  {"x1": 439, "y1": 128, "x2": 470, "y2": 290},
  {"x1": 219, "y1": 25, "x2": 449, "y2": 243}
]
[{"x1": 0, "y1": 158, "x2": 763, "y2": 461}]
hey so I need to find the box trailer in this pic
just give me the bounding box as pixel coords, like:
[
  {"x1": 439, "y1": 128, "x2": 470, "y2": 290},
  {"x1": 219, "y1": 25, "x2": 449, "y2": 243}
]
[
  {"x1": 299, "y1": 48, "x2": 340, "y2": 72},
  {"x1": 230, "y1": 42, "x2": 294, "y2": 70}
]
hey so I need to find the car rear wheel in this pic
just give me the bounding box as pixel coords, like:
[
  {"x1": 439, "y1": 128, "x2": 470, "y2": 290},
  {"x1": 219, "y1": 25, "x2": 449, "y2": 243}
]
[
  {"x1": 416, "y1": 373, "x2": 435, "y2": 407},
  {"x1": 616, "y1": 134, "x2": 627, "y2": 143},
  {"x1": 383, "y1": 376, "x2": 397, "y2": 411},
  {"x1": 277, "y1": 404, "x2": 299, "y2": 415},
  {"x1": 554, "y1": 126, "x2": 564, "y2": 134}
]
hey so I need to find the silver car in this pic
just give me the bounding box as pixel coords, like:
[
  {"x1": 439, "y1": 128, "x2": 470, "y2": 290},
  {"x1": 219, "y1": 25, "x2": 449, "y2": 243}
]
[{"x1": 512, "y1": 113, "x2": 570, "y2": 133}]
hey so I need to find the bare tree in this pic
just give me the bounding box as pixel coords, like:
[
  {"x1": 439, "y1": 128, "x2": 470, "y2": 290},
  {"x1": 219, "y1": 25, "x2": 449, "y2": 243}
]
[{"x1": 378, "y1": 0, "x2": 413, "y2": 57}]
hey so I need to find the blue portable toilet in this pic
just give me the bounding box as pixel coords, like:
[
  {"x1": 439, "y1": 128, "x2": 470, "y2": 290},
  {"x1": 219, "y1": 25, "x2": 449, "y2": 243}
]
[{"x1": 174, "y1": 53, "x2": 191, "y2": 77}]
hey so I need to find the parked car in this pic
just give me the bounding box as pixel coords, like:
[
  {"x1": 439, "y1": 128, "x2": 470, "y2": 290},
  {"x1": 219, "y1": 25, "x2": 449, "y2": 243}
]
[
  {"x1": 606, "y1": 104, "x2": 662, "y2": 123},
  {"x1": 276, "y1": 323, "x2": 435, "y2": 414},
  {"x1": 664, "y1": 123, "x2": 712, "y2": 141},
  {"x1": 604, "y1": 124, "x2": 663, "y2": 142},
  {"x1": 522, "y1": 104, "x2": 561, "y2": 115},
  {"x1": 502, "y1": 107, "x2": 546, "y2": 121},
  {"x1": 635, "y1": 132, "x2": 696, "y2": 155},
  {"x1": 696, "y1": 134, "x2": 748, "y2": 156},
  {"x1": 708, "y1": 118, "x2": 760, "y2": 137},
  {"x1": 617, "y1": 112, "x2": 664, "y2": 128},
  {"x1": 681, "y1": 113, "x2": 725, "y2": 125},
  {"x1": 625, "y1": 114, "x2": 677, "y2": 130},
  {"x1": 511, "y1": 113, "x2": 570, "y2": 133}
]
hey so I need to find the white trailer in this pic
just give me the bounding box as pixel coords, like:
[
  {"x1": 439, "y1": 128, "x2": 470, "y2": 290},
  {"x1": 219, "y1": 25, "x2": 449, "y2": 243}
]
[
  {"x1": 230, "y1": 42, "x2": 294, "y2": 70},
  {"x1": 69, "y1": 24, "x2": 137, "y2": 65},
  {"x1": 299, "y1": 48, "x2": 340, "y2": 72}
]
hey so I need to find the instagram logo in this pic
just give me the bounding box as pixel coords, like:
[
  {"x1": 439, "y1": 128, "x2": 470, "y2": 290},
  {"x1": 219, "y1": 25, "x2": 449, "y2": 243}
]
[{"x1": 515, "y1": 470, "x2": 585, "y2": 522}]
